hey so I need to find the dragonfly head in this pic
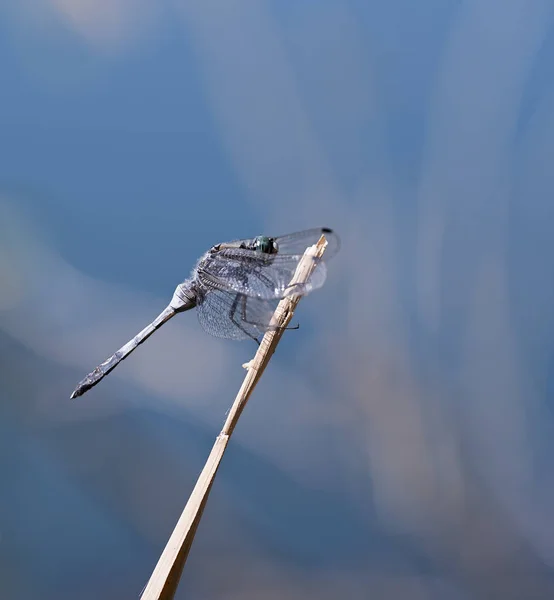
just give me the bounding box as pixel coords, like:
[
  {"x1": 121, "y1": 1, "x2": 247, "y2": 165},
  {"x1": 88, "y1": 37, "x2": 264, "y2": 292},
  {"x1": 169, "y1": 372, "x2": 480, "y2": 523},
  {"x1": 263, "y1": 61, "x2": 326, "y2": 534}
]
[{"x1": 252, "y1": 235, "x2": 279, "y2": 255}]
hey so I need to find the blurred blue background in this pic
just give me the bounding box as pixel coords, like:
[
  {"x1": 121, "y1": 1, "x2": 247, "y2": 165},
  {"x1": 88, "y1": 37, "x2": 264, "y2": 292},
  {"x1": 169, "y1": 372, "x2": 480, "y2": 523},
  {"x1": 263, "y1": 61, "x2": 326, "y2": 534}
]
[{"x1": 2, "y1": 1, "x2": 554, "y2": 598}]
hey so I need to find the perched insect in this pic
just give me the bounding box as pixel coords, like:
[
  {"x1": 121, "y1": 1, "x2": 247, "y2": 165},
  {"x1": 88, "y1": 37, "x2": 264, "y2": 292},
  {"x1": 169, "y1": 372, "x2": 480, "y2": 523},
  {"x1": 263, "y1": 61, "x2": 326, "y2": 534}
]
[{"x1": 70, "y1": 227, "x2": 339, "y2": 398}]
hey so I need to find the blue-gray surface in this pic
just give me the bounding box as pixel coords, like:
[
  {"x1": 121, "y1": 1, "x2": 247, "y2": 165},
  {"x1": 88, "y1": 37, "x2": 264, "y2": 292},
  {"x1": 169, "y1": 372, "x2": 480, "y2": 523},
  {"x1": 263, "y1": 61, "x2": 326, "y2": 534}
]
[{"x1": 1, "y1": 1, "x2": 554, "y2": 598}]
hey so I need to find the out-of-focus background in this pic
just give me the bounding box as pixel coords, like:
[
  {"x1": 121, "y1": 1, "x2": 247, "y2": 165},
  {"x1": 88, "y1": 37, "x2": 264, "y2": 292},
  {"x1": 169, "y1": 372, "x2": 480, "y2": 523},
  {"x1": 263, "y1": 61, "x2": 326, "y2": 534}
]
[{"x1": 1, "y1": 1, "x2": 554, "y2": 598}]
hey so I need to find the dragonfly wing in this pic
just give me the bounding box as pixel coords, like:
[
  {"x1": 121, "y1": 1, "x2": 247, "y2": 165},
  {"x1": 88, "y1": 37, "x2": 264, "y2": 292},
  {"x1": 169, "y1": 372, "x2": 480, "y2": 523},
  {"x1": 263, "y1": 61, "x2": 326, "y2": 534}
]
[
  {"x1": 197, "y1": 250, "x2": 328, "y2": 300},
  {"x1": 196, "y1": 289, "x2": 278, "y2": 340},
  {"x1": 218, "y1": 228, "x2": 340, "y2": 260},
  {"x1": 273, "y1": 227, "x2": 340, "y2": 259}
]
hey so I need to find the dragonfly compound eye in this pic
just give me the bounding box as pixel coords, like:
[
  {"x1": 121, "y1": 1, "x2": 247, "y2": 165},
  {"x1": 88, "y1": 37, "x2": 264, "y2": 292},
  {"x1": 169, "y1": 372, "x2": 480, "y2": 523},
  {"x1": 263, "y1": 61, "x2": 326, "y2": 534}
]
[{"x1": 253, "y1": 236, "x2": 277, "y2": 254}]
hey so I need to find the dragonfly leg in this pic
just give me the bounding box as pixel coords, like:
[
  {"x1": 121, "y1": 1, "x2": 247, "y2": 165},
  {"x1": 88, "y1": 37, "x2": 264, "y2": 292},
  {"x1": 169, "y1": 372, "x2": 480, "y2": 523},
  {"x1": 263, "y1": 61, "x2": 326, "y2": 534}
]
[
  {"x1": 284, "y1": 281, "x2": 310, "y2": 296},
  {"x1": 240, "y1": 296, "x2": 299, "y2": 335},
  {"x1": 229, "y1": 294, "x2": 260, "y2": 345}
]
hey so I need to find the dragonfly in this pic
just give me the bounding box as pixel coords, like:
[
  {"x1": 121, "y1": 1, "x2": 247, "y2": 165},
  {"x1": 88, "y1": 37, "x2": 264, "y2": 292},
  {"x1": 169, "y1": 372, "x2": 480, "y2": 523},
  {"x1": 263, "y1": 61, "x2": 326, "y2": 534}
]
[{"x1": 70, "y1": 227, "x2": 339, "y2": 398}]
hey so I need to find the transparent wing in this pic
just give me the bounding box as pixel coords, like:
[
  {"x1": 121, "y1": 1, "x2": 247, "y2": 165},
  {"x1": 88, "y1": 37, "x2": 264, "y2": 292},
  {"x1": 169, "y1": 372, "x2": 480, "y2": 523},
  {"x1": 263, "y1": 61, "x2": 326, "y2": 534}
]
[
  {"x1": 221, "y1": 227, "x2": 340, "y2": 259},
  {"x1": 273, "y1": 227, "x2": 340, "y2": 258},
  {"x1": 197, "y1": 250, "x2": 328, "y2": 300},
  {"x1": 196, "y1": 289, "x2": 278, "y2": 341}
]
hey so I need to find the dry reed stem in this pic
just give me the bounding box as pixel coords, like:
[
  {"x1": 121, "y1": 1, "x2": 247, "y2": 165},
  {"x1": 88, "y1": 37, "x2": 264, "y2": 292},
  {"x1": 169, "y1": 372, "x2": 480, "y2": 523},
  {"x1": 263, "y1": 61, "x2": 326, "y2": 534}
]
[{"x1": 140, "y1": 234, "x2": 329, "y2": 600}]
